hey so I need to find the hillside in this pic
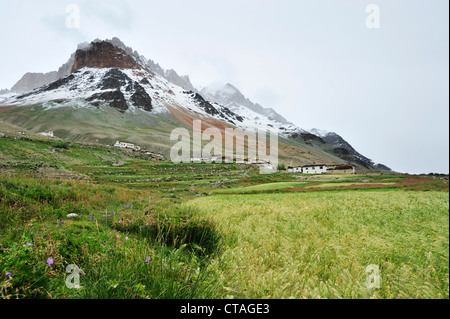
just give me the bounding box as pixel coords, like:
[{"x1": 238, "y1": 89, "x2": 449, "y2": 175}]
[
  {"x1": 0, "y1": 130, "x2": 447, "y2": 300},
  {"x1": 0, "y1": 38, "x2": 388, "y2": 171}
]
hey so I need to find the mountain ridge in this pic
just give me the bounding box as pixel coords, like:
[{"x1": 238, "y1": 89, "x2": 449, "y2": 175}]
[
  {"x1": 310, "y1": 128, "x2": 391, "y2": 170},
  {"x1": 0, "y1": 37, "x2": 391, "y2": 171}
]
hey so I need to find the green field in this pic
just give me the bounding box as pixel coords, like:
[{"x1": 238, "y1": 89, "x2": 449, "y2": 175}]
[
  {"x1": 188, "y1": 191, "x2": 449, "y2": 298},
  {"x1": 0, "y1": 134, "x2": 448, "y2": 299},
  {"x1": 214, "y1": 181, "x2": 308, "y2": 193}
]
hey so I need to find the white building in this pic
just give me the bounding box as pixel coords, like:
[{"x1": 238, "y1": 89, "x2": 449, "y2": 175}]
[
  {"x1": 302, "y1": 164, "x2": 327, "y2": 174},
  {"x1": 252, "y1": 159, "x2": 269, "y2": 165},
  {"x1": 288, "y1": 166, "x2": 302, "y2": 173},
  {"x1": 190, "y1": 155, "x2": 223, "y2": 163},
  {"x1": 202, "y1": 155, "x2": 219, "y2": 163},
  {"x1": 38, "y1": 130, "x2": 54, "y2": 137},
  {"x1": 326, "y1": 165, "x2": 355, "y2": 174},
  {"x1": 114, "y1": 141, "x2": 140, "y2": 151}
]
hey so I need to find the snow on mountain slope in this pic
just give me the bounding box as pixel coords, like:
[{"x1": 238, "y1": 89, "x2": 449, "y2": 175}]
[
  {"x1": 309, "y1": 128, "x2": 329, "y2": 138},
  {"x1": 2, "y1": 37, "x2": 306, "y2": 136},
  {"x1": 1, "y1": 38, "x2": 306, "y2": 135},
  {"x1": 0, "y1": 38, "x2": 392, "y2": 170},
  {"x1": 0, "y1": 65, "x2": 248, "y2": 128},
  {"x1": 200, "y1": 83, "x2": 306, "y2": 135}
]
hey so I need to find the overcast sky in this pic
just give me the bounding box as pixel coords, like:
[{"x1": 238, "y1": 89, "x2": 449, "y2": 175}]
[{"x1": 0, "y1": 0, "x2": 448, "y2": 174}]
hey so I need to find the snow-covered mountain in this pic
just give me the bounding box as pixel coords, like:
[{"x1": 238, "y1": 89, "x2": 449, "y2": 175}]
[
  {"x1": 0, "y1": 40, "x2": 246, "y2": 127},
  {"x1": 2, "y1": 38, "x2": 303, "y2": 135},
  {"x1": 0, "y1": 37, "x2": 390, "y2": 170},
  {"x1": 200, "y1": 83, "x2": 305, "y2": 134},
  {"x1": 310, "y1": 128, "x2": 391, "y2": 170},
  {"x1": 2, "y1": 71, "x2": 245, "y2": 128},
  {"x1": 310, "y1": 128, "x2": 373, "y2": 163}
]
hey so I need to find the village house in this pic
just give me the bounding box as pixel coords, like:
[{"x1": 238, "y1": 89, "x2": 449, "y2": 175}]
[
  {"x1": 38, "y1": 130, "x2": 54, "y2": 137},
  {"x1": 287, "y1": 166, "x2": 302, "y2": 173},
  {"x1": 326, "y1": 165, "x2": 355, "y2": 174},
  {"x1": 190, "y1": 154, "x2": 223, "y2": 163},
  {"x1": 202, "y1": 155, "x2": 221, "y2": 163},
  {"x1": 251, "y1": 159, "x2": 269, "y2": 165},
  {"x1": 189, "y1": 155, "x2": 273, "y2": 167},
  {"x1": 302, "y1": 164, "x2": 328, "y2": 174},
  {"x1": 190, "y1": 155, "x2": 237, "y2": 163},
  {"x1": 114, "y1": 140, "x2": 141, "y2": 151}
]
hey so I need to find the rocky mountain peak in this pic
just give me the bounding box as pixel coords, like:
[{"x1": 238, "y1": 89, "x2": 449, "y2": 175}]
[
  {"x1": 164, "y1": 69, "x2": 196, "y2": 92},
  {"x1": 71, "y1": 40, "x2": 143, "y2": 73}
]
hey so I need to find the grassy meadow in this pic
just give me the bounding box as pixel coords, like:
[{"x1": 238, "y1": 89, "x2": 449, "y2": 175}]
[
  {"x1": 0, "y1": 133, "x2": 448, "y2": 299},
  {"x1": 188, "y1": 191, "x2": 449, "y2": 298}
]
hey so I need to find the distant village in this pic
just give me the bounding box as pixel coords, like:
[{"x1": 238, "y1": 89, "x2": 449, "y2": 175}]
[
  {"x1": 287, "y1": 164, "x2": 355, "y2": 175},
  {"x1": 29, "y1": 133, "x2": 356, "y2": 175},
  {"x1": 112, "y1": 141, "x2": 356, "y2": 174},
  {"x1": 187, "y1": 154, "x2": 355, "y2": 175},
  {"x1": 113, "y1": 140, "x2": 164, "y2": 161}
]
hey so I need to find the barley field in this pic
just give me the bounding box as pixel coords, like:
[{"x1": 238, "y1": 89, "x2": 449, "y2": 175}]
[
  {"x1": 0, "y1": 134, "x2": 448, "y2": 299},
  {"x1": 188, "y1": 190, "x2": 449, "y2": 298}
]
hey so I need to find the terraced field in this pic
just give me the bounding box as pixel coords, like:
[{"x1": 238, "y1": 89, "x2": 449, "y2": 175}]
[{"x1": 0, "y1": 133, "x2": 448, "y2": 299}]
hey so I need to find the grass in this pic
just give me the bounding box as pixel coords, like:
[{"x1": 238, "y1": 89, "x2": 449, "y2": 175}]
[
  {"x1": 305, "y1": 182, "x2": 396, "y2": 188},
  {"x1": 187, "y1": 191, "x2": 449, "y2": 298},
  {"x1": 0, "y1": 133, "x2": 448, "y2": 299},
  {"x1": 0, "y1": 175, "x2": 224, "y2": 299},
  {"x1": 214, "y1": 181, "x2": 308, "y2": 193}
]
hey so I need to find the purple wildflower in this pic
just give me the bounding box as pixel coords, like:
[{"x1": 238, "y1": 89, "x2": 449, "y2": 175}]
[
  {"x1": 5, "y1": 272, "x2": 11, "y2": 278},
  {"x1": 47, "y1": 257, "x2": 54, "y2": 266},
  {"x1": 26, "y1": 242, "x2": 33, "y2": 246},
  {"x1": 145, "y1": 256, "x2": 151, "y2": 263}
]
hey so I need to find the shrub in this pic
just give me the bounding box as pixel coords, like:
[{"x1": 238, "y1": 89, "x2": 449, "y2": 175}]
[{"x1": 51, "y1": 141, "x2": 69, "y2": 150}]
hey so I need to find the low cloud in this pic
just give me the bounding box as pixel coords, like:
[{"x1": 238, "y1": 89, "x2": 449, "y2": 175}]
[{"x1": 251, "y1": 86, "x2": 282, "y2": 107}]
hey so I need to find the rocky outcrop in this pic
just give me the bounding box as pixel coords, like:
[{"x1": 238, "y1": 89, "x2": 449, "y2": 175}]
[
  {"x1": 183, "y1": 90, "x2": 243, "y2": 124},
  {"x1": 333, "y1": 147, "x2": 371, "y2": 169},
  {"x1": 200, "y1": 83, "x2": 292, "y2": 126},
  {"x1": 86, "y1": 90, "x2": 128, "y2": 112},
  {"x1": 374, "y1": 163, "x2": 392, "y2": 171},
  {"x1": 319, "y1": 131, "x2": 374, "y2": 165},
  {"x1": 289, "y1": 132, "x2": 326, "y2": 145},
  {"x1": 165, "y1": 69, "x2": 196, "y2": 92},
  {"x1": 86, "y1": 68, "x2": 152, "y2": 113},
  {"x1": 129, "y1": 82, "x2": 152, "y2": 112},
  {"x1": 71, "y1": 41, "x2": 142, "y2": 73}
]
